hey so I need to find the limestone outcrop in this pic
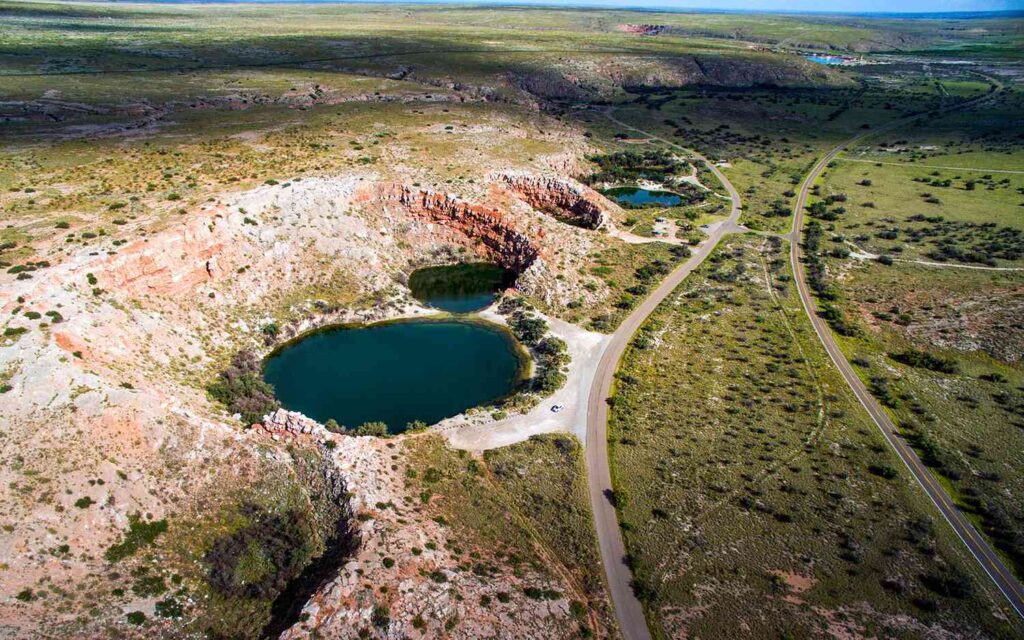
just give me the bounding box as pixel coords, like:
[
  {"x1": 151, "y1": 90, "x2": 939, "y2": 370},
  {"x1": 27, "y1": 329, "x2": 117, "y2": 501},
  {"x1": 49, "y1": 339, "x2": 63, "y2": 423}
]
[
  {"x1": 495, "y1": 172, "x2": 613, "y2": 230},
  {"x1": 259, "y1": 408, "x2": 330, "y2": 439},
  {"x1": 95, "y1": 211, "x2": 239, "y2": 297},
  {"x1": 366, "y1": 183, "x2": 541, "y2": 273}
]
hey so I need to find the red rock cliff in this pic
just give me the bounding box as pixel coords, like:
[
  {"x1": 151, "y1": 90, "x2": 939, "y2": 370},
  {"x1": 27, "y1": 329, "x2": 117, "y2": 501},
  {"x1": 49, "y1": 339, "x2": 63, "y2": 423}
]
[{"x1": 371, "y1": 184, "x2": 541, "y2": 273}]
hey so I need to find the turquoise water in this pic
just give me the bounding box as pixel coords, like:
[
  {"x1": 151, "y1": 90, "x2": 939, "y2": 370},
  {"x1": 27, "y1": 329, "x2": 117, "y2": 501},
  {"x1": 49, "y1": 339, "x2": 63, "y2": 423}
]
[
  {"x1": 263, "y1": 320, "x2": 523, "y2": 432},
  {"x1": 408, "y1": 262, "x2": 512, "y2": 313},
  {"x1": 603, "y1": 186, "x2": 682, "y2": 207},
  {"x1": 806, "y1": 55, "x2": 845, "y2": 65}
]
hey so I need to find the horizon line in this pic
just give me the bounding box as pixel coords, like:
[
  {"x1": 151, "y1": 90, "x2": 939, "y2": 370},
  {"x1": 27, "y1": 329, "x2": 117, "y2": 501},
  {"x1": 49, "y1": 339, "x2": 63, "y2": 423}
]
[{"x1": 92, "y1": 0, "x2": 1024, "y2": 19}]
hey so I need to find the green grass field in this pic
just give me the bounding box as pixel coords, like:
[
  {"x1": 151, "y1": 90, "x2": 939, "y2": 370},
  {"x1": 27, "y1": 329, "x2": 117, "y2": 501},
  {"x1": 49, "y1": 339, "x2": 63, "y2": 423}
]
[
  {"x1": 805, "y1": 108, "x2": 1024, "y2": 581},
  {"x1": 609, "y1": 234, "x2": 1021, "y2": 638}
]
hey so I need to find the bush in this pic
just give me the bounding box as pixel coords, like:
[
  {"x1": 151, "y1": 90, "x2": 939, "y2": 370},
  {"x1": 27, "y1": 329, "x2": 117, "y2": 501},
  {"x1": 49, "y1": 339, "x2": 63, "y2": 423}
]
[
  {"x1": 868, "y1": 464, "x2": 898, "y2": 480},
  {"x1": 508, "y1": 313, "x2": 547, "y2": 346},
  {"x1": 372, "y1": 605, "x2": 390, "y2": 628},
  {"x1": 155, "y1": 598, "x2": 183, "y2": 619},
  {"x1": 105, "y1": 514, "x2": 168, "y2": 562},
  {"x1": 820, "y1": 303, "x2": 858, "y2": 337},
  {"x1": 205, "y1": 506, "x2": 311, "y2": 599},
  {"x1": 350, "y1": 421, "x2": 388, "y2": 436},
  {"x1": 921, "y1": 569, "x2": 973, "y2": 599},
  {"x1": 132, "y1": 571, "x2": 167, "y2": 597},
  {"x1": 890, "y1": 349, "x2": 959, "y2": 374},
  {"x1": 261, "y1": 323, "x2": 279, "y2": 338},
  {"x1": 207, "y1": 349, "x2": 279, "y2": 425}
]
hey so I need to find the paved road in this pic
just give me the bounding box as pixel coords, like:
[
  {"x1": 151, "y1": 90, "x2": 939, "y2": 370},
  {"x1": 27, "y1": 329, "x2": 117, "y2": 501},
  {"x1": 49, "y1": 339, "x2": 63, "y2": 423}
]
[
  {"x1": 587, "y1": 110, "x2": 744, "y2": 640},
  {"x1": 787, "y1": 96, "x2": 1024, "y2": 621}
]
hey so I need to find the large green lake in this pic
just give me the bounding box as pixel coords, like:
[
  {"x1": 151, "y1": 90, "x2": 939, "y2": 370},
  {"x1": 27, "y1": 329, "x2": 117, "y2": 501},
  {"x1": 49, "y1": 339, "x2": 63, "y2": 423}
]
[{"x1": 263, "y1": 320, "x2": 523, "y2": 432}]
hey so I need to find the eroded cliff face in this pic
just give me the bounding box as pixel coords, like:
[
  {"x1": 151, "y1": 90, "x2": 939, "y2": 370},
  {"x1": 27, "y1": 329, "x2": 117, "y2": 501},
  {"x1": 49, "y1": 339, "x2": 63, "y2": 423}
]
[
  {"x1": 95, "y1": 211, "x2": 240, "y2": 298},
  {"x1": 365, "y1": 183, "x2": 542, "y2": 273},
  {"x1": 0, "y1": 167, "x2": 604, "y2": 636},
  {"x1": 277, "y1": 436, "x2": 583, "y2": 640},
  {"x1": 495, "y1": 173, "x2": 613, "y2": 230}
]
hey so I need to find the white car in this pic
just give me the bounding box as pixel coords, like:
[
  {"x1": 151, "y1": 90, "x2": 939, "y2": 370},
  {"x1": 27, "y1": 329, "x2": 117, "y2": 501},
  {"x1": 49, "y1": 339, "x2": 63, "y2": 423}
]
[{"x1": 551, "y1": 404, "x2": 564, "y2": 413}]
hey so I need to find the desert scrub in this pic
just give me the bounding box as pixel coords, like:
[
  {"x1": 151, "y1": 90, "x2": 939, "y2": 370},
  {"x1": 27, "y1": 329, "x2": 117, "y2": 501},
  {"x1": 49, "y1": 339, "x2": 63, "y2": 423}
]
[
  {"x1": 608, "y1": 235, "x2": 1017, "y2": 638},
  {"x1": 207, "y1": 349, "x2": 279, "y2": 425},
  {"x1": 105, "y1": 514, "x2": 168, "y2": 563},
  {"x1": 142, "y1": 444, "x2": 355, "y2": 639},
  {"x1": 554, "y1": 241, "x2": 687, "y2": 332},
  {"x1": 815, "y1": 149, "x2": 1024, "y2": 581},
  {"x1": 403, "y1": 436, "x2": 551, "y2": 578},
  {"x1": 484, "y1": 434, "x2": 613, "y2": 636}
]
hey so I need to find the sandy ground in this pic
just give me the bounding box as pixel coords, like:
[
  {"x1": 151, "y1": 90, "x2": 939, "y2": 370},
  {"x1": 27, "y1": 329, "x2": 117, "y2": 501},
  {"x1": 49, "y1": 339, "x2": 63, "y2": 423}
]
[
  {"x1": 607, "y1": 219, "x2": 687, "y2": 245},
  {"x1": 439, "y1": 308, "x2": 610, "y2": 451}
]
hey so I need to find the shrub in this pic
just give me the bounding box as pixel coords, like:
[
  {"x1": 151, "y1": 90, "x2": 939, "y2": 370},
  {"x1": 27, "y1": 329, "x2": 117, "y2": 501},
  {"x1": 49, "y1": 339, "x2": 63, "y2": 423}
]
[
  {"x1": 155, "y1": 598, "x2": 183, "y2": 619},
  {"x1": 207, "y1": 349, "x2": 279, "y2": 425},
  {"x1": 350, "y1": 421, "x2": 388, "y2": 437},
  {"x1": 508, "y1": 313, "x2": 547, "y2": 346},
  {"x1": 921, "y1": 569, "x2": 973, "y2": 599},
  {"x1": 868, "y1": 464, "x2": 898, "y2": 480},
  {"x1": 204, "y1": 506, "x2": 311, "y2": 599},
  {"x1": 74, "y1": 496, "x2": 95, "y2": 509},
  {"x1": 523, "y1": 587, "x2": 544, "y2": 600},
  {"x1": 890, "y1": 349, "x2": 959, "y2": 374},
  {"x1": 105, "y1": 514, "x2": 168, "y2": 562},
  {"x1": 371, "y1": 605, "x2": 389, "y2": 628},
  {"x1": 261, "y1": 322, "x2": 279, "y2": 337},
  {"x1": 820, "y1": 303, "x2": 858, "y2": 337},
  {"x1": 131, "y1": 572, "x2": 167, "y2": 598},
  {"x1": 125, "y1": 611, "x2": 146, "y2": 625}
]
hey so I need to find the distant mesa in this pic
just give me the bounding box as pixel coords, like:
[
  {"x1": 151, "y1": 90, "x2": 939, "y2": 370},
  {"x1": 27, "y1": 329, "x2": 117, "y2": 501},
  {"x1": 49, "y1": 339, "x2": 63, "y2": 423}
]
[{"x1": 618, "y1": 24, "x2": 666, "y2": 36}]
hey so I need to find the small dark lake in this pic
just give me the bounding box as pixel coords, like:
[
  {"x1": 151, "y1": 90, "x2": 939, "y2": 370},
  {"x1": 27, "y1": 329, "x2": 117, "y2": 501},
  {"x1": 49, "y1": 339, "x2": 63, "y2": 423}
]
[
  {"x1": 603, "y1": 186, "x2": 682, "y2": 207},
  {"x1": 263, "y1": 320, "x2": 523, "y2": 433},
  {"x1": 408, "y1": 262, "x2": 512, "y2": 313}
]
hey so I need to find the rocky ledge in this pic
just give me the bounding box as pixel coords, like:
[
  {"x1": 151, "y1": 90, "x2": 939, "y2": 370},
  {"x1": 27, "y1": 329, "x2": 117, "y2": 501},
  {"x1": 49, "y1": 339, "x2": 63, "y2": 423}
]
[
  {"x1": 366, "y1": 183, "x2": 541, "y2": 273},
  {"x1": 259, "y1": 408, "x2": 330, "y2": 440},
  {"x1": 496, "y1": 172, "x2": 612, "y2": 230}
]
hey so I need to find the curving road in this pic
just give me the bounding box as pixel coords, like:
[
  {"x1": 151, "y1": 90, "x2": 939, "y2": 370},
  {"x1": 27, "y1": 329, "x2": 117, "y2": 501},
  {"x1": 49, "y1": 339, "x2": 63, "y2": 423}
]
[
  {"x1": 590, "y1": 80, "x2": 1024, "y2": 637},
  {"x1": 787, "y1": 93, "x2": 1024, "y2": 620},
  {"x1": 587, "y1": 110, "x2": 744, "y2": 640}
]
